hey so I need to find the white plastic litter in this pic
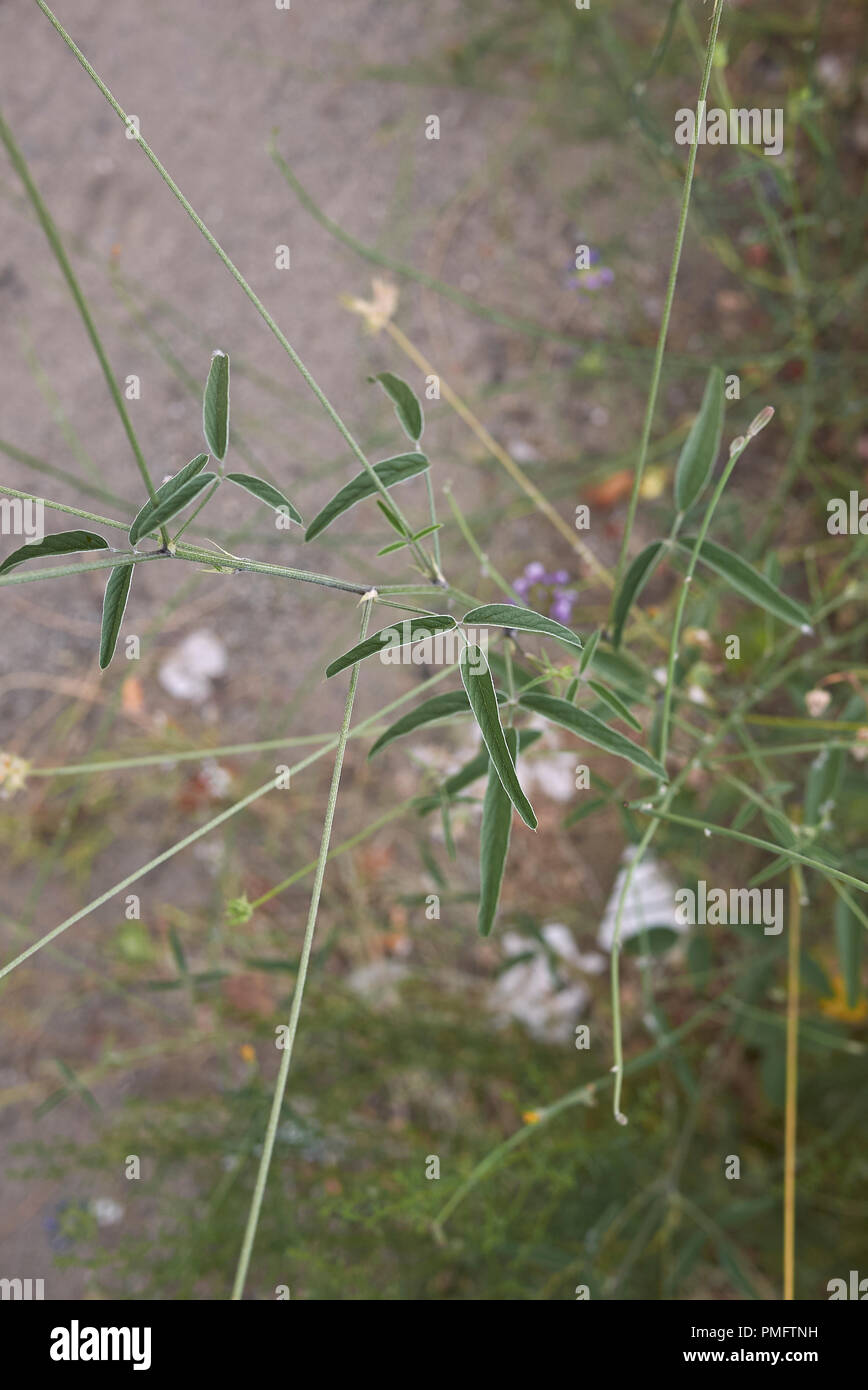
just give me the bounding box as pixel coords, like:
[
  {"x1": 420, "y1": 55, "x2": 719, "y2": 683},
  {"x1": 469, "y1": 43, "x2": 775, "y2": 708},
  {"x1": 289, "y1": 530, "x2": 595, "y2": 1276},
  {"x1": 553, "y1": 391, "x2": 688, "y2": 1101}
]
[
  {"x1": 597, "y1": 847, "x2": 684, "y2": 951},
  {"x1": 158, "y1": 629, "x2": 227, "y2": 702}
]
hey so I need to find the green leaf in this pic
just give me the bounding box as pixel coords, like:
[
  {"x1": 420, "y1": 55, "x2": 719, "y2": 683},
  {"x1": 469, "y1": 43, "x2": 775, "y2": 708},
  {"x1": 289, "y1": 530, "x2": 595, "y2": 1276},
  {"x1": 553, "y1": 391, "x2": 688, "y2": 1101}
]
[
  {"x1": 305, "y1": 452, "x2": 428, "y2": 542},
  {"x1": 133, "y1": 475, "x2": 217, "y2": 546},
  {"x1": 371, "y1": 371, "x2": 423, "y2": 443},
  {"x1": 376, "y1": 498, "x2": 405, "y2": 534},
  {"x1": 623, "y1": 926, "x2": 679, "y2": 956},
  {"x1": 225, "y1": 473, "x2": 303, "y2": 525},
  {"x1": 587, "y1": 680, "x2": 643, "y2": 731},
  {"x1": 585, "y1": 645, "x2": 651, "y2": 703},
  {"x1": 203, "y1": 350, "x2": 230, "y2": 460},
  {"x1": 370, "y1": 689, "x2": 500, "y2": 758},
  {"x1": 578, "y1": 626, "x2": 600, "y2": 675},
  {"x1": 518, "y1": 691, "x2": 667, "y2": 780},
  {"x1": 99, "y1": 563, "x2": 134, "y2": 669},
  {"x1": 676, "y1": 537, "x2": 812, "y2": 631},
  {"x1": 0, "y1": 529, "x2": 109, "y2": 577},
  {"x1": 835, "y1": 896, "x2": 862, "y2": 1010},
  {"x1": 325, "y1": 614, "x2": 456, "y2": 679},
  {"x1": 414, "y1": 729, "x2": 542, "y2": 816},
  {"x1": 129, "y1": 454, "x2": 209, "y2": 544},
  {"x1": 460, "y1": 644, "x2": 537, "y2": 830},
  {"x1": 478, "y1": 727, "x2": 518, "y2": 936},
  {"x1": 804, "y1": 745, "x2": 844, "y2": 827},
  {"x1": 461, "y1": 603, "x2": 583, "y2": 655},
  {"x1": 168, "y1": 925, "x2": 189, "y2": 976},
  {"x1": 377, "y1": 523, "x2": 442, "y2": 556},
  {"x1": 611, "y1": 540, "x2": 665, "y2": 648},
  {"x1": 674, "y1": 366, "x2": 724, "y2": 513},
  {"x1": 563, "y1": 795, "x2": 608, "y2": 828}
]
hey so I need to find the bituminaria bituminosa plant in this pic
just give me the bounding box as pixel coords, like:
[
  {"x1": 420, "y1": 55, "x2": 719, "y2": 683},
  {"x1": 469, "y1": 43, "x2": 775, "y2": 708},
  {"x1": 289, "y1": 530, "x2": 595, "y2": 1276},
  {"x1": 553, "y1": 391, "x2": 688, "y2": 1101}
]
[{"x1": 1, "y1": 0, "x2": 866, "y2": 1298}]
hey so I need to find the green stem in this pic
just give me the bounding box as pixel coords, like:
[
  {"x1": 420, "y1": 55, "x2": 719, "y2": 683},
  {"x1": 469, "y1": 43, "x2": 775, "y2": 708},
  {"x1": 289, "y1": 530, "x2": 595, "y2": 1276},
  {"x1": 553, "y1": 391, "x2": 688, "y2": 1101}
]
[
  {"x1": 657, "y1": 435, "x2": 749, "y2": 767},
  {"x1": 628, "y1": 804, "x2": 868, "y2": 896},
  {"x1": 171, "y1": 477, "x2": 221, "y2": 544},
  {"x1": 0, "y1": 663, "x2": 455, "y2": 983},
  {"x1": 231, "y1": 599, "x2": 373, "y2": 1300},
  {"x1": 0, "y1": 551, "x2": 165, "y2": 587},
  {"x1": 0, "y1": 103, "x2": 165, "y2": 541},
  {"x1": 30, "y1": 734, "x2": 336, "y2": 777},
  {"x1": 33, "y1": 0, "x2": 432, "y2": 575},
  {"x1": 0, "y1": 483, "x2": 128, "y2": 532},
  {"x1": 611, "y1": 0, "x2": 726, "y2": 604}
]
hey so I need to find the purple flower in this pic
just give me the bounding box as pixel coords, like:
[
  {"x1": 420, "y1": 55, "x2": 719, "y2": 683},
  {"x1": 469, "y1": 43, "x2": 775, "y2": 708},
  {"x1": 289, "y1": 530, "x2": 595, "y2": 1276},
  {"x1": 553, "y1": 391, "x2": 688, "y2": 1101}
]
[
  {"x1": 508, "y1": 562, "x2": 577, "y2": 631},
  {"x1": 550, "y1": 594, "x2": 575, "y2": 624}
]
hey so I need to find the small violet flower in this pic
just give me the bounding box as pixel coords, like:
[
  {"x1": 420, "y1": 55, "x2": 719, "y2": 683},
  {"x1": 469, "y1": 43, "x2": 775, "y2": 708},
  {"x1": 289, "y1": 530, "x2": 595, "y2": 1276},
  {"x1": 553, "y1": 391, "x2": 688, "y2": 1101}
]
[
  {"x1": 509, "y1": 562, "x2": 577, "y2": 625},
  {"x1": 565, "y1": 246, "x2": 615, "y2": 293}
]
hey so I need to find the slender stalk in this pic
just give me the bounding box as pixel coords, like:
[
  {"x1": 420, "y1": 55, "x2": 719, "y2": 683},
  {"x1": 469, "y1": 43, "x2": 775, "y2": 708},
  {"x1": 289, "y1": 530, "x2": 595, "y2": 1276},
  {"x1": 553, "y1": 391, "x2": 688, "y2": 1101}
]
[
  {"x1": 383, "y1": 319, "x2": 612, "y2": 593},
  {"x1": 249, "y1": 797, "x2": 413, "y2": 911},
  {"x1": 628, "y1": 805, "x2": 868, "y2": 896},
  {"x1": 657, "y1": 435, "x2": 750, "y2": 768},
  {"x1": 29, "y1": 734, "x2": 337, "y2": 777},
  {"x1": 433, "y1": 994, "x2": 726, "y2": 1234},
  {"x1": 270, "y1": 142, "x2": 585, "y2": 349},
  {"x1": 611, "y1": 0, "x2": 726, "y2": 604},
  {"x1": 0, "y1": 551, "x2": 165, "y2": 587},
  {"x1": 231, "y1": 599, "x2": 373, "y2": 1300},
  {"x1": 33, "y1": 0, "x2": 433, "y2": 576},
  {"x1": 0, "y1": 483, "x2": 128, "y2": 532},
  {"x1": 0, "y1": 663, "x2": 455, "y2": 982},
  {"x1": 0, "y1": 104, "x2": 165, "y2": 540},
  {"x1": 783, "y1": 857, "x2": 801, "y2": 1300}
]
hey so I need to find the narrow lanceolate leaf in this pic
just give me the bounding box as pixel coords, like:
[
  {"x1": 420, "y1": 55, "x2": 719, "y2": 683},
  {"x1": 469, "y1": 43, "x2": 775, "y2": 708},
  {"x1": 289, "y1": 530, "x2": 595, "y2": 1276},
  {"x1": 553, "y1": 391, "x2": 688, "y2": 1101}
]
[
  {"x1": 305, "y1": 452, "x2": 428, "y2": 542},
  {"x1": 130, "y1": 474, "x2": 217, "y2": 545},
  {"x1": 578, "y1": 626, "x2": 600, "y2": 676},
  {"x1": 371, "y1": 371, "x2": 423, "y2": 443},
  {"x1": 203, "y1": 350, "x2": 230, "y2": 460},
  {"x1": 326, "y1": 614, "x2": 456, "y2": 679},
  {"x1": 99, "y1": 563, "x2": 134, "y2": 669},
  {"x1": 519, "y1": 691, "x2": 667, "y2": 781},
  {"x1": 377, "y1": 523, "x2": 442, "y2": 556},
  {"x1": 462, "y1": 604, "x2": 583, "y2": 655},
  {"x1": 674, "y1": 365, "x2": 724, "y2": 514},
  {"x1": 588, "y1": 681, "x2": 643, "y2": 732},
  {"x1": 0, "y1": 530, "x2": 108, "y2": 577},
  {"x1": 461, "y1": 644, "x2": 537, "y2": 830},
  {"x1": 835, "y1": 896, "x2": 862, "y2": 1009},
  {"x1": 478, "y1": 727, "x2": 518, "y2": 936},
  {"x1": 225, "y1": 473, "x2": 303, "y2": 525},
  {"x1": 129, "y1": 453, "x2": 209, "y2": 544},
  {"x1": 414, "y1": 729, "x2": 542, "y2": 816},
  {"x1": 676, "y1": 537, "x2": 812, "y2": 631},
  {"x1": 611, "y1": 540, "x2": 665, "y2": 648},
  {"x1": 370, "y1": 689, "x2": 501, "y2": 758}
]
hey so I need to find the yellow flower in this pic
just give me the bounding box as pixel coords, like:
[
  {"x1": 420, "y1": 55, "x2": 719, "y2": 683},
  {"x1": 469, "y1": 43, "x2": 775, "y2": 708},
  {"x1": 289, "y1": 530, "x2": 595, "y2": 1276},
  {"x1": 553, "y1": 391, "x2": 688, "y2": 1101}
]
[
  {"x1": 820, "y1": 974, "x2": 867, "y2": 1023},
  {"x1": 522, "y1": 1110, "x2": 541, "y2": 1125},
  {"x1": 0, "y1": 751, "x2": 30, "y2": 799},
  {"x1": 239, "y1": 1044, "x2": 256, "y2": 1063},
  {"x1": 639, "y1": 466, "x2": 666, "y2": 500}
]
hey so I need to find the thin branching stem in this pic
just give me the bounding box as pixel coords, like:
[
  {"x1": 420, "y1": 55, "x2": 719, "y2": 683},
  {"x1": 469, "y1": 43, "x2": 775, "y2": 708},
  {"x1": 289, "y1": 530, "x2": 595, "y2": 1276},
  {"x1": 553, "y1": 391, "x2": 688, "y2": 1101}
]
[
  {"x1": 33, "y1": 0, "x2": 434, "y2": 577},
  {"x1": 231, "y1": 599, "x2": 374, "y2": 1300},
  {"x1": 0, "y1": 104, "x2": 166, "y2": 542},
  {"x1": 611, "y1": 0, "x2": 726, "y2": 603}
]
